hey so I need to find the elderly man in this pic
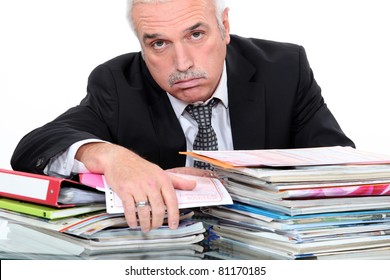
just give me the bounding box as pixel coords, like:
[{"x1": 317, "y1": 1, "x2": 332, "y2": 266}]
[{"x1": 11, "y1": 0, "x2": 354, "y2": 232}]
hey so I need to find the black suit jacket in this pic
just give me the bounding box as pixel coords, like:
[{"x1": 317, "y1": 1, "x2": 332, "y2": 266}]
[{"x1": 11, "y1": 35, "x2": 354, "y2": 173}]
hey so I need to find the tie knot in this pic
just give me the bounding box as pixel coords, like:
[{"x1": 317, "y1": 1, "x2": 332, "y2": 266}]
[{"x1": 185, "y1": 98, "x2": 219, "y2": 127}]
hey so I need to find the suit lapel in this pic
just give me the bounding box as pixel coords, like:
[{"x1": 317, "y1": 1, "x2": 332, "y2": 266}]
[
  {"x1": 142, "y1": 61, "x2": 187, "y2": 168},
  {"x1": 148, "y1": 96, "x2": 187, "y2": 168},
  {"x1": 226, "y1": 47, "x2": 266, "y2": 150}
]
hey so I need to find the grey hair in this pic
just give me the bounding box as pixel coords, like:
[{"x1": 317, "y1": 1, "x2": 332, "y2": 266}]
[{"x1": 126, "y1": 0, "x2": 227, "y2": 37}]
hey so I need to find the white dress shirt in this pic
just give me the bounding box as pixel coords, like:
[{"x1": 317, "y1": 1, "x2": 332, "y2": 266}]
[
  {"x1": 45, "y1": 63, "x2": 233, "y2": 176},
  {"x1": 167, "y1": 62, "x2": 233, "y2": 167}
]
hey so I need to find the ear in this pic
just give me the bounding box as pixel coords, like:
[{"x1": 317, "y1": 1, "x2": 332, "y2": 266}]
[{"x1": 222, "y1": 7, "x2": 231, "y2": 44}]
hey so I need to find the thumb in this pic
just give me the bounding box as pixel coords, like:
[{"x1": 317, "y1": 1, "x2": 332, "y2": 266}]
[
  {"x1": 167, "y1": 167, "x2": 214, "y2": 177},
  {"x1": 169, "y1": 173, "x2": 196, "y2": 190}
]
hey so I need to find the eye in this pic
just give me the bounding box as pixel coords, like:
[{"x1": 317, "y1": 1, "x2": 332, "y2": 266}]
[
  {"x1": 190, "y1": 31, "x2": 204, "y2": 41},
  {"x1": 151, "y1": 40, "x2": 166, "y2": 50}
]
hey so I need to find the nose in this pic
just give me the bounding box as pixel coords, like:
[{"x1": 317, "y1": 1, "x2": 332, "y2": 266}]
[{"x1": 173, "y1": 43, "x2": 193, "y2": 72}]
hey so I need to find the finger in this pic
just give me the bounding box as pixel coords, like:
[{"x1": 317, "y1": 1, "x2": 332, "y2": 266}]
[
  {"x1": 122, "y1": 200, "x2": 138, "y2": 229},
  {"x1": 169, "y1": 174, "x2": 197, "y2": 190},
  {"x1": 160, "y1": 184, "x2": 180, "y2": 229},
  {"x1": 166, "y1": 167, "x2": 211, "y2": 177},
  {"x1": 167, "y1": 167, "x2": 217, "y2": 179},
  {"x1": 135, "y1": 199, "x2": 152, "y2": 233},
  {"x1": 147, "y1": 192, "x2": 167, "y2": 229},
  {"x1": 150, "y1": 203, "x2": 166, "y2": 229}
]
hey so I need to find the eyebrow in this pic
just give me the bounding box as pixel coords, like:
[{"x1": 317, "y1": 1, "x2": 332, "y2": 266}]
[
  {"x1": 142, "y1": 22, "x2": 207, "y2": 43},
  {"x1": 184, "y1": 22, "x2": 205, "y2": 33},
  {"x1": 143, "y1": 33, "x2": 161, "y2": 43}
]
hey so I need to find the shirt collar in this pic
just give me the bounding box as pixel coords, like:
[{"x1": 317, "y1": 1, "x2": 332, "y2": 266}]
[{"x1": 167, "y1": 62, "x2": 228, "y2": 119}]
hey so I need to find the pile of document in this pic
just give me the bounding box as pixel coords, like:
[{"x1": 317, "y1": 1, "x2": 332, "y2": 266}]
[
  {"x1": 185, "y1": 146, "x2": 390, "y2": 259},
  {"x1": 0, "y1": 168, "x2": 215, "y2": 260},
  {"x1": 0, "y1": 207, "x2": 205, "y2": 260}
]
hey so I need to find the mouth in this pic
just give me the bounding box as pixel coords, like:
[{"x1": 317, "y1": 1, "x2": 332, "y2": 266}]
[
  {"x1": 168, "y1": 70, "x2": 207, "y2": 88},
  {"x1": 171, "y1": 77, "x2": 204, "y2": 89}
]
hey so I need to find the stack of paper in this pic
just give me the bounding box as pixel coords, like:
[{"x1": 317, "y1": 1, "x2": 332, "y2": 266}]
[
  {"x1": 0, "y1": 208, "x2": 205, "y2": 259},
  {"x1": 185, "y1": 146, "x2": 390, "y2": 259},
  {"x1": 0, "y1": 169, "x2": 231, "y2": 259}
]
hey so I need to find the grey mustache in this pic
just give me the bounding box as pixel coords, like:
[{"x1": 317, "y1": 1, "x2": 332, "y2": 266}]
[{"x1": 168, "y1": 70, "x2": 207, "y2": 87}]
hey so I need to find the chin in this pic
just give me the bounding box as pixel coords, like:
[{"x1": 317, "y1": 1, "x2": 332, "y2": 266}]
[{"x1": 177, "y1": 89, "x2": 212, "y2": 103}]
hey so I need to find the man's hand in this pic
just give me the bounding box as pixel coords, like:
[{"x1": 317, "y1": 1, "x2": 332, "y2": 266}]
[{"x1": 76, "y1": 142, "x2": 196, "y2": 232}]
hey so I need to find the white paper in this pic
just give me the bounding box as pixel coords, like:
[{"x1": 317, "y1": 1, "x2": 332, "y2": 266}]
[{"x1": 103, "y1": 173, "x2": 233, "y2": 214}]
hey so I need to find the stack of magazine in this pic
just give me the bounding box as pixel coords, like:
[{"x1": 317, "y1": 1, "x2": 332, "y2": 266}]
[
  {"x1": 184, "y1": 146, "x2": 390, "y2": 259},
  {"x1": 0, "y1": 169, "x2": 232, "y2": 259},
  {"x1": 0, "y1": 207, "x2": 205, "y2": 260}
]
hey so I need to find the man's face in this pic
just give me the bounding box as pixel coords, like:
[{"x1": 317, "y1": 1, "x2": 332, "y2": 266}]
[{"x1": 132, "y1": 0, "x2": 230, "y2": 103}]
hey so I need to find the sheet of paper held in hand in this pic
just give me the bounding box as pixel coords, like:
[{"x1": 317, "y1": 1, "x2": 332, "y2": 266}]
[
  {"x1": 106, "y1": 173, "x2": 232, "y2": 214},
  {"x1": 80, "y1": 173, "x2": 233, "y2": 214},
  {"x1": 182, "y1": 146, "x2": 390, "y2": 168}
]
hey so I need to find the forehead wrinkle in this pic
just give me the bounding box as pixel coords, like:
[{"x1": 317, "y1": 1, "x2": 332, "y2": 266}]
[
  {"x1": 140, "y1": 21, "x2": 208, "y2": 44},
  {"x1": 142, "y1": 22, "x2": 205, "y2": 43},
  {"x1": 136, "y1": 6, "x2": 210, "y2": 40}
]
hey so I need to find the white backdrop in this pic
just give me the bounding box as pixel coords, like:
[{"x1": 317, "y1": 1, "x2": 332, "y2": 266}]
[{"x1": 1, "y1": 0, "x2": 389, "y2": 170}]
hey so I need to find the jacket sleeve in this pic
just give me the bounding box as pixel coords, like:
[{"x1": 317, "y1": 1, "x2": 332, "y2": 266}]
[{"x1": 291, "y1": 46, "x2": 355, "y2": 148}]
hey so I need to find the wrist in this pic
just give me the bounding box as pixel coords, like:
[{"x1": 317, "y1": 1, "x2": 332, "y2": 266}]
[
  {"x1": 75, "y1": 142, "x2": 115, "y2": 173},
  {"x1": 76, "y1": 142, "x2": 143, "y2": 174}
]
